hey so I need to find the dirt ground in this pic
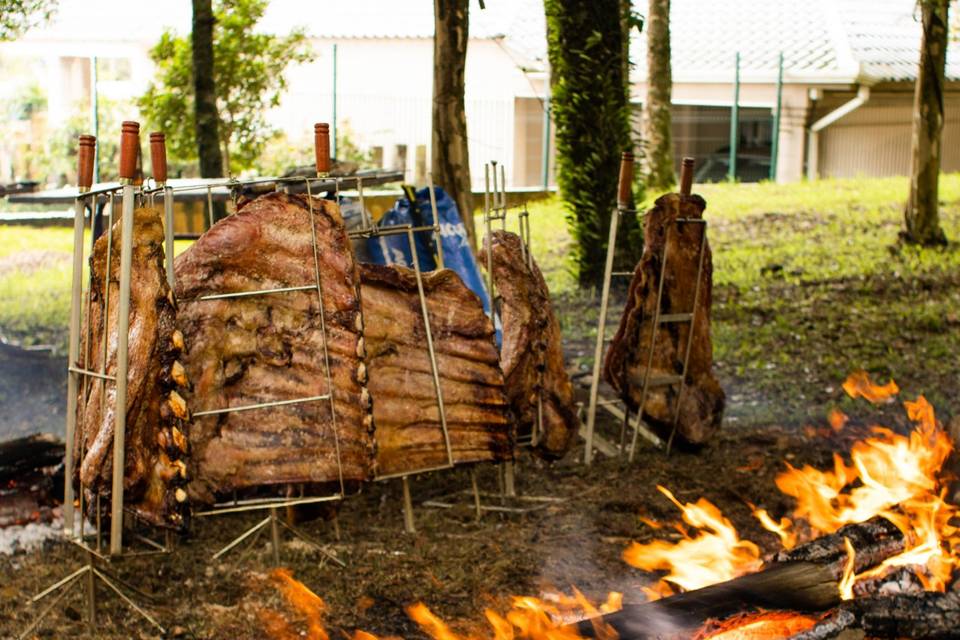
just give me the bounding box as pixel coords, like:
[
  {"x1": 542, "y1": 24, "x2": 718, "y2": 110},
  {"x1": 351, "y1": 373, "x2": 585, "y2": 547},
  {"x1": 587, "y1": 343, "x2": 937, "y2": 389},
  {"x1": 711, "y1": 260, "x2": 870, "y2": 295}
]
[{"x1": 0, "y1": 380, "x2": 922, "y2": 638}]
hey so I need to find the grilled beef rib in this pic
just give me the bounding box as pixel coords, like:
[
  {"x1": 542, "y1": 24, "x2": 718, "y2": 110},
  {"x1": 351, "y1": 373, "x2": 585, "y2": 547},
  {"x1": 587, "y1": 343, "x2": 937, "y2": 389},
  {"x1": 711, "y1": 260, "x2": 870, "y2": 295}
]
[
  {"x1": 603, "y1": 192, "x2": 724, "y2": 445},
  {"x1": 484, "y1": 230, "x2": 578, "y2": 458},
  {"x1": 360, "y1": 262, "x2": 513, "y2": 476},
  {"x1": 174, "y1": 192, "x2": 375, "y2": 503},
  {"x1": 76, "y1": 208, "x2": 190, "y2": 528}
]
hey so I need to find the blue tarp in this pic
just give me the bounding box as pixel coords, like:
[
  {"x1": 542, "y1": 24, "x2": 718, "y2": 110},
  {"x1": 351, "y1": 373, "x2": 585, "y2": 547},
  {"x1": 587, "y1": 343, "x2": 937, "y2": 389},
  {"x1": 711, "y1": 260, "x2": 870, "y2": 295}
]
[{"x1": 367, "y1": 187, "x2": 492, "y2": 317}]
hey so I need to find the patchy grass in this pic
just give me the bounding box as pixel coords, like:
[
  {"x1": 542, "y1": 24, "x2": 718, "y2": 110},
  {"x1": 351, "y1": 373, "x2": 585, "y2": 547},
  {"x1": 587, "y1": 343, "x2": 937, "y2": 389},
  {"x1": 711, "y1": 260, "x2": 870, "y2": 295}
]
[{"x1": 550, "y1": 173, "x2": 960, "y2": 428}]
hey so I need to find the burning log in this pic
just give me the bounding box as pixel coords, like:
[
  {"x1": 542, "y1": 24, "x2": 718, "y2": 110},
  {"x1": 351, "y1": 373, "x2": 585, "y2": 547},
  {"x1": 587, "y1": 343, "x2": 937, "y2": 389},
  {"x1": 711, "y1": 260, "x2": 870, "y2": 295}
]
[
  {"x1": 575, "y1": 517, "x2": 908, "y2": 639},
  {"x1": 574, "y1": 562, "x2": 838, "y2": 638},
  {"x1": 603, "y1": 192, "x2": 724, "y2": 445},
  {"x1": 776, "y1": 516, "x2": 905, "y2": 578},
  {"x1": 483, "y1": 230, "x2": 579, "y2": 458},
  {"x1": 787, "y1": 592, "x2": 960, "y2": 640}
]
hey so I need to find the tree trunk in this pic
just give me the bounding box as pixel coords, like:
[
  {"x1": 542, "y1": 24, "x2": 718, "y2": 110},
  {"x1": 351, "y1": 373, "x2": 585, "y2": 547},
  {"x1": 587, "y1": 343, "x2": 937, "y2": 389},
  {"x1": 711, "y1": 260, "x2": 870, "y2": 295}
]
[
  {"x1": 192, "y1": 0, "x2": 224, "y2": 179},
  {"x1": 432, "y1": 0, "x2": 475, "y2": 250},
  {"x1": 545, "y1": 0, "x2": 639, "y2": 287},
  {"x1": 643, "y1": 0, "x2": 674, "y2": 192},
  {"x1": 903, "y1": 0, "x2": 949, "y2": 245}
]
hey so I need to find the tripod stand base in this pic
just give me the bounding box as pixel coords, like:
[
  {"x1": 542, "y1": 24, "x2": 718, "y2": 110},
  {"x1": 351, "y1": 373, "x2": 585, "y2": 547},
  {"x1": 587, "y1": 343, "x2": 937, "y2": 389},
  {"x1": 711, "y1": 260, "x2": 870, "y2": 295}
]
[
  {"x1": 210, "y1": 507, "x2": 346, "y2": 569},
  {"x1": 19, "y1": 552, "x2": 165, "y2": 639}
]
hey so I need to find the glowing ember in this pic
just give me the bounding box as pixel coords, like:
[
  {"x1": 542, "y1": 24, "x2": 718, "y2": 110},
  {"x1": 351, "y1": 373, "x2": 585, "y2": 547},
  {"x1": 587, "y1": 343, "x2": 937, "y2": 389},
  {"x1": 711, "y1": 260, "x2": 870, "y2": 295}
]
[
  {"x1": 827, "y1": 409, "x2": 848, "y2": 432},
  {"x1": 695, "y1": 611, "x2": 818, "y2": 640},
  {"x1": 623, "y1": 486, "x2": 762, "y2": 598},
  {"x1": 841, "y1": 370, "x2": 899, "y2": 403}
]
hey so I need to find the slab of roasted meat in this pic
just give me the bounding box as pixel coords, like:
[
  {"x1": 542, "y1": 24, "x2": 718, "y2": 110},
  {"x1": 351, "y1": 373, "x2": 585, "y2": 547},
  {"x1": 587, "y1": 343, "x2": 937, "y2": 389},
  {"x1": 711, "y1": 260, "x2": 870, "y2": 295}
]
[
  {"x1": 603, "y1": 192, "x2": 724, "y2": 445},
  {"x1": 76, "y1": 208, "x2": 190, "y2": 529},
  {"x1": 483, "y1": 230, "x2": 578, "y2": 458},
  {"x1": 175, "y1": 192, "x2": 375, "y2": 503},
  {"x1": 360, "y1": 262, "x2": 513, "y2": 477}
]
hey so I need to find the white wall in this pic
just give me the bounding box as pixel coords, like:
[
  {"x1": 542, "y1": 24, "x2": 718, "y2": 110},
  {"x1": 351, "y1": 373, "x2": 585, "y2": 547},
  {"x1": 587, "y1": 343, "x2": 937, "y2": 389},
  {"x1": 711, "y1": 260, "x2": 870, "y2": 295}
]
[{"x1": 269, "y1": 37, "x2": 541, "y2": 189}]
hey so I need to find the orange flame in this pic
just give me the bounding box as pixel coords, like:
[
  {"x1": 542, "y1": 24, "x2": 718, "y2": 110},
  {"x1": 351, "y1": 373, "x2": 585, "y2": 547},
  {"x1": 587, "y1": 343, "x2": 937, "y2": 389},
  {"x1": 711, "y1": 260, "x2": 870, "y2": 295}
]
[
  {"x1": 406, "y1": 592, "x2": 620, "y2": 640},
  {"x1": 622, "y1": 377, "x2": 957, "y2": 606},
  {"x1": 751, "y1": 506, "x2": 796, "y2": 550},
  {"x1": 623, "y1": 486, "x2": 762, "y2": 598},
  {"x1": 258, "y1": 568, "x2": 329, "y2": 640},
  {"x1": 841, "y1": 370, "x2": 899, "y2": 403},
  {"x1": 838, "y1": 538, "x2": 856, "y2": 600},
  {"x1": 776, "y1": 393, "x2": 958, "y2": 594}
]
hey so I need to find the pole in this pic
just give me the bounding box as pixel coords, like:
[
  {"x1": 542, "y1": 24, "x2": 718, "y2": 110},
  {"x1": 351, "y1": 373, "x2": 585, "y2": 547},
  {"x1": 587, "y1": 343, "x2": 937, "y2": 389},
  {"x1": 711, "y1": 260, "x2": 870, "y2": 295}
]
[
  {"x1": 402, "y1": 476, "x2": 416, "y2": 534},
  {"x1": 541, "y1": 65, "x2": 551, "y2": 189},
  {"x1": 728, "y1": 51, "x2": 740, "y2": 182},
  {"x1": 90, "y1": 57, "x2": 100, "y2": 184},
  {"x1": 331, "y1": 43, "x2": 338, "y2": 160},
  {"x1": 584, "y1": 151, "x2": 633, "y2": 465},
  {"x1": 64, "y1": 135, "x2": 96, "y2": 533},
  {"x1": 110, "y1": 121, "x2": 140, "y2": 555},
  {"x1": 769, "y1": 51, "x2": 783, "y2": 182}
]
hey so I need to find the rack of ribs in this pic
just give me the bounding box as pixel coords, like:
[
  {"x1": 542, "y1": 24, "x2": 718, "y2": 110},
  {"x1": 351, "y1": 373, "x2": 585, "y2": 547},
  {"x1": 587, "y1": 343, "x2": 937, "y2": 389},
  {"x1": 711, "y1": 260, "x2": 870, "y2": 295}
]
[
  {"x1": 603, "y1": 192, "x2": 725, "y2": 445},
  {"x1": 174, "y1": 192, "x2": 375, "y2": 504},
  {"x1": 75, "y1": 208, "x2": 190, "y2": 529},
  {"x1": 483, "y1": 230, "x2": 578, "y2": 458},
  {"x1": 360, "y1": 262, "x2": 514, "y2": 477}
]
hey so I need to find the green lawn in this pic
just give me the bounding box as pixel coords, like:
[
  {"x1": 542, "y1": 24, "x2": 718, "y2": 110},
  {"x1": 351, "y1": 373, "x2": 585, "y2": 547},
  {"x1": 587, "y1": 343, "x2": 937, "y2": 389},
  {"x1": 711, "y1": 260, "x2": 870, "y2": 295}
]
[{"x1": 2, "y1": 175, "x2": 959, "y2": 427}]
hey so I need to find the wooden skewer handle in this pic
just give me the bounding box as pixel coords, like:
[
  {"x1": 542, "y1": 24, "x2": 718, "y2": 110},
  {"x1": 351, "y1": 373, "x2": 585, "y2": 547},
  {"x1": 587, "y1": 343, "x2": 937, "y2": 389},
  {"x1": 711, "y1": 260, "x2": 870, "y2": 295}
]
[
  {"x1": 617, "y1": 151, "x2": 634, "y2": 209},
  {"x1": 314, "y1": 122, "x2": 331, "y2": 174},
  {"x1": 679, "y1": 157, "x2": 695, "y2": 196},
  {"x1": 77, "y1": 135, "x2": 96, "y2": 191},
  {"x1": 119, "y1": 121, "x2": 140, "y2": 181},
  {"x1": 150, "y1": 132, "x2": 168, "y2": 184}
]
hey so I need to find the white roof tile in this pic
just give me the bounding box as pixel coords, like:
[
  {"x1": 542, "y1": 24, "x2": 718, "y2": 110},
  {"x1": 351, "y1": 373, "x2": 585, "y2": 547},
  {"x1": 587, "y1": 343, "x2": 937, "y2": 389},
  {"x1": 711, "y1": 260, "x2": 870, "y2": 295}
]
[{"x1": 630, "y1": 0, "x2": 960, "y2": 84}]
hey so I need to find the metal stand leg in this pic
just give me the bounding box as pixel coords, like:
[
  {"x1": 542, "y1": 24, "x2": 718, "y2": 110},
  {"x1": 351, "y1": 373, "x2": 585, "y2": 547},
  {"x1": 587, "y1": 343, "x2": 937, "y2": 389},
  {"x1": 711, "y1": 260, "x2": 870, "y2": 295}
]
[
  {"x1": 270, "y1": 507, "x2": 282, "y2": 566},
  {"x1": 503, "y1": 461, "x2": 517, "y2": 497},
  {"x1": 210, "y1": 510, "x2": 345, "y2": 568},
  {"x1": 85, "y1": 552, "x2": 95, "y2": 628},
  {"x1": 211, "y1": 515, "x2": 271, "y2": 561},
  {"x1": 471, "y1": 469, "x2": 482, "y2": 522},
  {"x1": 401, "y1": 476, "x2": 416, "y2": 534},
  {"x1": 583, "y1": 206, "x2": 623, "y2": 465},
  {"x1": 331, "y1": 513, "x2": 341, "y2": 542}
]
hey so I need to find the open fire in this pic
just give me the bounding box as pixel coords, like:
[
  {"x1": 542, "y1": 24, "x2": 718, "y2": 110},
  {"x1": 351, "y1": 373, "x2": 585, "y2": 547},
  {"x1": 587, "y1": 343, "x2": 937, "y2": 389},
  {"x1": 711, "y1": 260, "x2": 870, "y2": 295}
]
[{"x1": 257, "y1": 371, "x2": 959, "y2": 640}]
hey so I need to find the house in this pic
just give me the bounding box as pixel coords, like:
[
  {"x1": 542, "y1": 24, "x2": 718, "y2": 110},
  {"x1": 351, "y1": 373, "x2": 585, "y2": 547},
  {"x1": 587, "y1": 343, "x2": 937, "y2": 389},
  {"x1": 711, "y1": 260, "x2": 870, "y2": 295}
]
[
  {"x1": 0, "y1": 0, "x2": 957, "y2": 189},
  {"x1": 630, "y1": 0, "x2": 960, "y2": 183}
]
